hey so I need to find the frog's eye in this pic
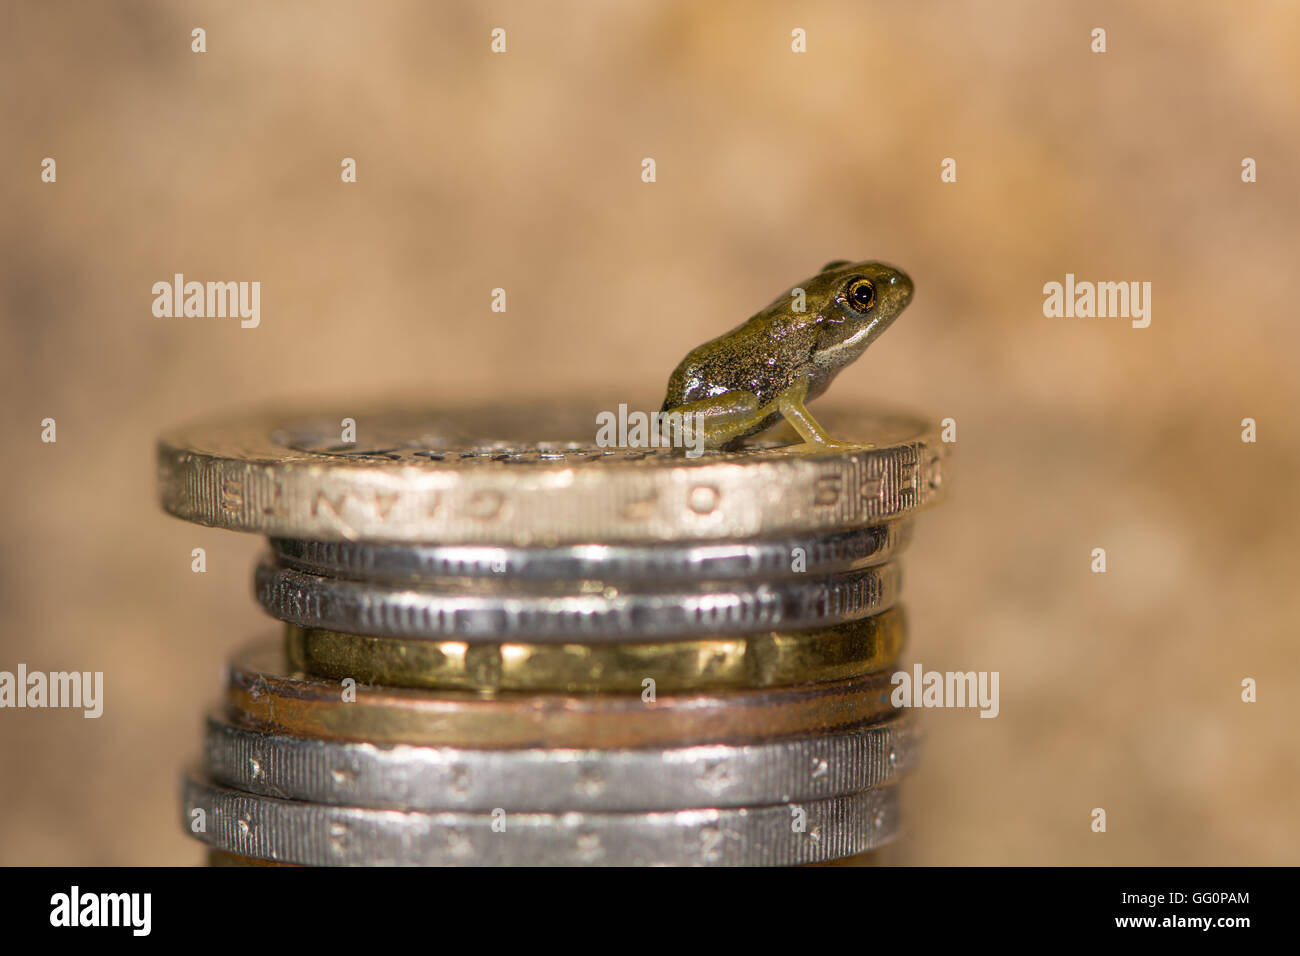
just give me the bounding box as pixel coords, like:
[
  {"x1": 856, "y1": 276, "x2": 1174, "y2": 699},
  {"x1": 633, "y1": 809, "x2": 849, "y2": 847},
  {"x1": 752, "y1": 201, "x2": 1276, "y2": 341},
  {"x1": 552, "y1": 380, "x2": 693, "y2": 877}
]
[{"x1": 844, "y1": 278, "x2": 876, "y2": 313}]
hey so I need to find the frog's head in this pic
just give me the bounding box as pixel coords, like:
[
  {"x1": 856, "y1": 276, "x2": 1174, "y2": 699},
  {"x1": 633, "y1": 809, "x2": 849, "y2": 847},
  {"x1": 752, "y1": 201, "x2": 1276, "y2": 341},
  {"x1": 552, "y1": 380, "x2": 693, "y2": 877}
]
[{"x1": 803, "y1": 260, "x2": 913, "y2": 365}]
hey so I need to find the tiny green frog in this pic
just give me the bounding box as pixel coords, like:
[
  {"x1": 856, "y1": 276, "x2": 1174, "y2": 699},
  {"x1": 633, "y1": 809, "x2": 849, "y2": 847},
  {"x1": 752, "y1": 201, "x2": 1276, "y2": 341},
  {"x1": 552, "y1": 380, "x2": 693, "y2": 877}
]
[{"x1": 660, "y1": 259, "x2": 913, "y2": 451}]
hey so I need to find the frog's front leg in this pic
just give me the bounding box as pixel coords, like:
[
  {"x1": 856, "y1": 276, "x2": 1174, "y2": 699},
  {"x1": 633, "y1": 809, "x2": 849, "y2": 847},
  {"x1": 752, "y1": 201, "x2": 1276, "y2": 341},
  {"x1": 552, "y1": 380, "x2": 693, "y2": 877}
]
[
  {"x1": 774, "y1": 378, "x2": 860, "y2": 450},
  {"x1": 660, "y1": 391, "x2": 768, "y2": 450}
]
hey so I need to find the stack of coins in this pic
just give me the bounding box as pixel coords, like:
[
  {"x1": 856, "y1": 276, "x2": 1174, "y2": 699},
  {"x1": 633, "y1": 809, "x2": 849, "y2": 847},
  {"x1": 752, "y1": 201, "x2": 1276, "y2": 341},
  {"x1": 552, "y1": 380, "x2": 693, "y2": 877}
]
[{"x1": 158, "y1": 402, "x2": 947, "y2": 865}]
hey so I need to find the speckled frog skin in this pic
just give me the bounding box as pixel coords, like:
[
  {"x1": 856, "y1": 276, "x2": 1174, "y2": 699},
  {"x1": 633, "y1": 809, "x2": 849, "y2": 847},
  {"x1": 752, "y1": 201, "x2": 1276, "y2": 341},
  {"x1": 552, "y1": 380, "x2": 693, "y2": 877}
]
[{"x1": 660, "y1": 260, "x2": 913, "y2": 450}]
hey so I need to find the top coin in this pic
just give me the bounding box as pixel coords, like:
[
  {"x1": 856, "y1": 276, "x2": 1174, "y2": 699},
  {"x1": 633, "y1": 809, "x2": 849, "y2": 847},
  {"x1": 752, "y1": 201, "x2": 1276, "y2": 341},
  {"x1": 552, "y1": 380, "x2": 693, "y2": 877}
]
[{"x1": 157, "y1": 401, "x2": 946, "y2": 544}]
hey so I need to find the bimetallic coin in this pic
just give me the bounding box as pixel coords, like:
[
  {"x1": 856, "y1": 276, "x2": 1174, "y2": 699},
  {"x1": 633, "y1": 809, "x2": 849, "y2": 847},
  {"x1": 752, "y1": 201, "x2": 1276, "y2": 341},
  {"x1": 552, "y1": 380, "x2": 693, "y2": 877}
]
[
  {"x1": 203, "y1": 711, "x2": 919, "y2": 811},
  {"x1": 157, "y1": 403, "x2": 946, "y2": 544},
  {"x1": 256, "y1": 561, "x2": 901, "y2": 641},
  {"x1": 270, "y1": 522, "x2": 911, "y2": 582},
  {"x1": 285, "y1": 608, "x2": 906, "y2": 692},
  {"x1": 182, "y1": 773, "x2": 902, "y2": 866},
  {"x1": 227, "y1": 639, "x2": 901, "y2": 749}
]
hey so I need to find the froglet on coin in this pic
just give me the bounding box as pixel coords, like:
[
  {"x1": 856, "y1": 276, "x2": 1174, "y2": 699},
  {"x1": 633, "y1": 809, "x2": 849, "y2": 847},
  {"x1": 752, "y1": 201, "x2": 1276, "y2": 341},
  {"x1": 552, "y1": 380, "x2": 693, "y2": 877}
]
[{"x1": 660, "y1": 260, "x2": 913, "y2": 451}]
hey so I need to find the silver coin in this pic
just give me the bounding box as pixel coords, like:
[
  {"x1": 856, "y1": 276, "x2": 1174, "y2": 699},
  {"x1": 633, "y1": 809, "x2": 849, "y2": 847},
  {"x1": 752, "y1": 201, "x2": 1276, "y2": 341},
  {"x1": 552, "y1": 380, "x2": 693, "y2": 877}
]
[
  {"x1": 203, "y1": 712, "x2": 919, "y2": 811},
  {"x1": 270, "y1": 521, "x2": 911, "y2": 583},
  {"x1": 181, "y1": 773, "x2": 901, "y2": 866},
  {"x1": 254, "y1": 560, "x2": 902, "y2": 641}
]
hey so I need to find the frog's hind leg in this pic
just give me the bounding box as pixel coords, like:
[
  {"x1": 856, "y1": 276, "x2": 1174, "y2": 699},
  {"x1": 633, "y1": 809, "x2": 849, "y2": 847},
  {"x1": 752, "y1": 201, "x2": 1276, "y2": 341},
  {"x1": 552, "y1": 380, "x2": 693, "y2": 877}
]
[
  {"x1": 774, "y1": 379, "x2": 859, "y2": 449},
  {"x1": 660, "y1": 391, "x2": 767, "y2": 451}
]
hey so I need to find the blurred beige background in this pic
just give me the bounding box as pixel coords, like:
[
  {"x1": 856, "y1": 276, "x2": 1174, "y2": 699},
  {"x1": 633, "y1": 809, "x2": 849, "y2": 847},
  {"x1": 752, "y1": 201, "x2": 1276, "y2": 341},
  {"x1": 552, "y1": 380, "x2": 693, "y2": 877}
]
[{"x1": 2, "y1": 0, "x2": 1297, "y2": 864}]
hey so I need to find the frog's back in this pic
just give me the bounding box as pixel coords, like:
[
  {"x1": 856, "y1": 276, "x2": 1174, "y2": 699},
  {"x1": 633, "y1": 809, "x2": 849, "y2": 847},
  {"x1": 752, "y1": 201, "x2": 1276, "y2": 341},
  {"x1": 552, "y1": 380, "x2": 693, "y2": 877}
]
[{"x1": 662, "y1": 315, "x2": 816, "y2": 409}]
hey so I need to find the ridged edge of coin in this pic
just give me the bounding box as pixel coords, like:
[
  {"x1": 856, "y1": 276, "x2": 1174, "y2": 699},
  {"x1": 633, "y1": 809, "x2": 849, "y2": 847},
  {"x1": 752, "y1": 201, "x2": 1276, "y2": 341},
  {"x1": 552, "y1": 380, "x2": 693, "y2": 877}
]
[
  {"x1": 255, "y1": 561, "x2": 902, "y2": 640},
  {"x1": 180, "y1": 772, "x2": 902, "y2": 866},
  {"x1": 270, "y1": 522, "x2": 913, "y2": 582},
  {"x1": 203, "y1": 711, "x2": 920, "y2": 811}
]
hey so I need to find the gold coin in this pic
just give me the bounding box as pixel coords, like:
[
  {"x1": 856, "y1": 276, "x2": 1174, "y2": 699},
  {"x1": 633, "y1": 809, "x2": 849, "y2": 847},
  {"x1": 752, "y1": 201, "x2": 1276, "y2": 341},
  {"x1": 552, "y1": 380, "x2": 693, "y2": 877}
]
[
  {"x1": 228, "y1": 638, "x2": 900, "y2": 749},
  {"x1": 157, "y1": 401, "x2": 946, "y2": 544},
  {"x1": 285, "y1": 607, "x2": 906, "y2": 693}
]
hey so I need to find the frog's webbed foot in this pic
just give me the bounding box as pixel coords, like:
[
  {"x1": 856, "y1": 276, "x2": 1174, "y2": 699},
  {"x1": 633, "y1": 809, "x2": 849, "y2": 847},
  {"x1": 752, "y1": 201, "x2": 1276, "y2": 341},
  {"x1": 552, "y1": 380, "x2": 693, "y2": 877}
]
[
  {"x1": 660, "y1": 391, "x2": 765, "y2": 451},
  {"x1": 775, "y1": 380, "x2": 862, "y2": 450}
]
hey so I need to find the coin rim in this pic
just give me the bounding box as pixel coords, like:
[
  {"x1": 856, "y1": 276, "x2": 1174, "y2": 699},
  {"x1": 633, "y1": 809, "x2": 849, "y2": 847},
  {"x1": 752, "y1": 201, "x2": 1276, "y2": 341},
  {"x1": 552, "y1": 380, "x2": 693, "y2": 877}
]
[
  {"x1": 181, "y1": 772, "x2": 902, "y2": 866},
  {"x1": 157, "y1": 404, "x2": 946, "y2": 544},
  {"x1": 284, "y1": 607, "x2": 907, "y2": 692},
  {"x1": 256, "y1": 561, "x2": 902, "y2": 641},
  {"x1": 226, "y1": 638, "x2": 903, "y2": 749},
  {"x1": 270, "y1": 521, "x2": 913, "y2": 582},
  {"x1": 203, "y1": 710, "x2": 919, "y2": 811}
]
